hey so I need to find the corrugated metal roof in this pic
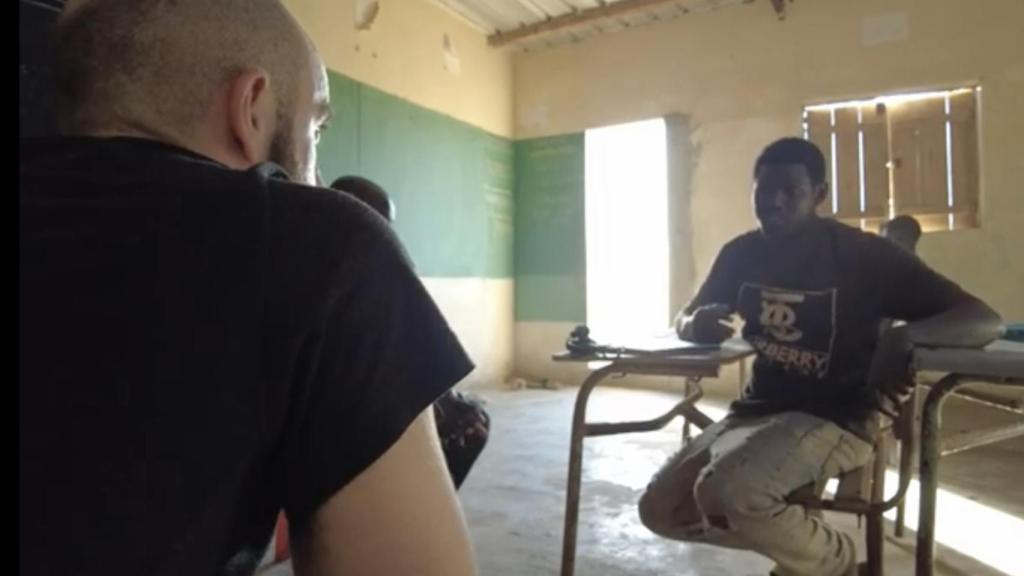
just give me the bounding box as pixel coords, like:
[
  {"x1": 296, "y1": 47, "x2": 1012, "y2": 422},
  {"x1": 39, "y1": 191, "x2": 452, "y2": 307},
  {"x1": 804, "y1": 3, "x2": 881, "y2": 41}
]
[{"x1": 430, "y1": 0, "x2": 764, "y2": 50}]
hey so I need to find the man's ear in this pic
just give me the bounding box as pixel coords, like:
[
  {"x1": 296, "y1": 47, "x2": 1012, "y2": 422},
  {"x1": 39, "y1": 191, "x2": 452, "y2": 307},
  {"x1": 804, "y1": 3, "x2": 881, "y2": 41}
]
[
  {"x1": 226, "y1": 68, "x2": 276, "y2": 165},
  {"x1": 813, "y1": 181, "x2": 830, "y2": 206}
]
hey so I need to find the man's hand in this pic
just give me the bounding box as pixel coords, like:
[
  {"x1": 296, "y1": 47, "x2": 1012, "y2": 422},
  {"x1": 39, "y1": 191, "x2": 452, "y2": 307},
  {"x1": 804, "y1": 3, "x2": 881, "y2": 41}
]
[
  {"x1": 676, "y1": 304, "x2": 734, "y2": 344},
  {"x1": 868, "y1": 325, "x2": 916, "y2": 414}
]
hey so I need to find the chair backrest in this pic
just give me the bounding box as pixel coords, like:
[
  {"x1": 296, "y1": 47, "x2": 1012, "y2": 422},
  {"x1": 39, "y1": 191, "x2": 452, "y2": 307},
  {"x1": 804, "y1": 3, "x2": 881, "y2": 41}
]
[{"x1": 892, "y1": 385, "x2": 920, "y2": 445}]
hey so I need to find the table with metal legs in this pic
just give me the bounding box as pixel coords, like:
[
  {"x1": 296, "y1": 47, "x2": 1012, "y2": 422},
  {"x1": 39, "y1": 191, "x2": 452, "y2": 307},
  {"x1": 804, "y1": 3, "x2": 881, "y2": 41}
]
[
  {"x1": 552, "y1": 342, "x2": 754, "y2": 576},
  {"x1": 913, "y1": 343, "x2": 1024, "y2": 576}
]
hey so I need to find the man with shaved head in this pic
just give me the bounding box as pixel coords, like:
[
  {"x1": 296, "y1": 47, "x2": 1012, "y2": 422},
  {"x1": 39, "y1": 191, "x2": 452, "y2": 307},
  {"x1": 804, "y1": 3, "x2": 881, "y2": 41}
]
[
  {"x1": 53, "y1": 0, "x2": 325, "y2": 185},
  {"x1": 19, "y1": 2, "x2": 478, "y2": 575}
]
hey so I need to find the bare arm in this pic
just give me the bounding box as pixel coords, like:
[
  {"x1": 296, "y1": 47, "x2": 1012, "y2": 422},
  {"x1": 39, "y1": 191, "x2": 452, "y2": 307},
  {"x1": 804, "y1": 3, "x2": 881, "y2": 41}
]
[
  {"x1": 871, "y1": 236, "x2": 1004, "y2": 349},
  {"x1": 291, "y1": 409, "x2": 477, "y2": 576},
  {"x1": 905, "y1": 295, "x2": 1004, "y2": 348},
  {"x1": 872, "y1": 296, "x2": 1004, "y2": 409}
]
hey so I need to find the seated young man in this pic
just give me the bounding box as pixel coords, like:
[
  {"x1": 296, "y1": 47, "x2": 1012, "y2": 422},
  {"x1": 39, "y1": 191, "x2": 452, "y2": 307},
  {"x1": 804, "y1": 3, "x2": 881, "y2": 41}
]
[
  {"x1": 880, "y1": 214, "x2": 923, "y2": 254},
  {"x1": 20, "y1": 2, "x2": 476, "y2": 575},
  {"x1": 638, "y1": 138, "x2": 1003, "y2": 576}
]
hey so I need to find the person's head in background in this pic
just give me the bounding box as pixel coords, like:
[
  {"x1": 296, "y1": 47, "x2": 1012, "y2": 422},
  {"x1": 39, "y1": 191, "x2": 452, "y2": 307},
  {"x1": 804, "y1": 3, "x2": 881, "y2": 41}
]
[
  {"x1": 330, "y1": 176, "x2": 396, "y2": 222},
  {"x1": 880, "y1": 214, "x2": 922, "y2": 254},
  {"x1": 752, "y1": 138, "x2": 829, "y2": 238},
  {"x1": 52, "y1": 0, "x2": 331, "y2": 186}
]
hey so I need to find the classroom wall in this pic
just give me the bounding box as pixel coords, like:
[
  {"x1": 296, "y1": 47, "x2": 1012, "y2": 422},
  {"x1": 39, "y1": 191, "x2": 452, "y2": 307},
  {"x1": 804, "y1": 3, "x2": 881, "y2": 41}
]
[
  {"x1": 512, "y1": 0, "x2": 1024, "y2": 387},
  {"x1": 288, "y1": 0, "x2": 513, "y2": 138},
  {"x1": 287, "y1": 0, "x2": 516, "y2": 387}
]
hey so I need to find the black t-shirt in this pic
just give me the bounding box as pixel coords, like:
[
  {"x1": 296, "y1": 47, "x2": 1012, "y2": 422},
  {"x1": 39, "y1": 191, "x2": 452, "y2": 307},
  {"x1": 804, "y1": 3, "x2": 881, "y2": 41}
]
[
  {"x1": 19, "y1": 137, "x2": 474, "y2": 576},
  {"x1": 19, "y1": 0, "x2": 63, "y2": 138},
  {"x1": 686, "y1": 218, "x2": 965, "y2": 429}
]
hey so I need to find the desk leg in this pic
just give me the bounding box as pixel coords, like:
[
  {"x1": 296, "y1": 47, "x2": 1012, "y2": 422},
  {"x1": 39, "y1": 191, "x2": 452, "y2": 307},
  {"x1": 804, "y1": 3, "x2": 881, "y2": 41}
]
[
  {"x1": 916, "y1": 374, "x2": 965, "y2": 576},
  {"x1": 682, "y1": 378, "x2": 691, "y2": 443},
  {"x1": 894, "y1": 485, "x2": 907, "y2": 538},
  {"x1": 682, "y1": 378, "x2": 699, "y2": 443},
  {"x1": 739, "y1": 358, "x2": 747, "y2": 397},
  {"x1": 561, "y1": 366, "x2": 616, "y2": 576}
]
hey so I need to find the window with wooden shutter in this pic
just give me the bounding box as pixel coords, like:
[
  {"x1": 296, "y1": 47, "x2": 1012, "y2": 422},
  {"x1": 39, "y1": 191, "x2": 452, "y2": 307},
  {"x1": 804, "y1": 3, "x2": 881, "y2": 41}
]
[{"x1": 802, "y1": 87, "x2": 979, "y2": 233}]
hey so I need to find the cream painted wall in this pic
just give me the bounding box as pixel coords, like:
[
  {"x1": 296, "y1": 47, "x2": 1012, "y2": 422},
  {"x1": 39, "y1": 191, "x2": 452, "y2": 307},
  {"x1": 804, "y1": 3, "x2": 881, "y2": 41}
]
[
  {"x1": 515, "y1": 0, "x2": 1024, "y2": 326},
  {"x1": 287, "y1": 0, "x2": 514, "y2": 138},
  {"x1": 423, "y1": 278, "x2": 514, "y2": 388},
  {"x1": 514, "y1": 321, "x2": 588, "y2": 385},
  {"x1": 283, "y1": 0, "x2": 1022, "y2": 391}
]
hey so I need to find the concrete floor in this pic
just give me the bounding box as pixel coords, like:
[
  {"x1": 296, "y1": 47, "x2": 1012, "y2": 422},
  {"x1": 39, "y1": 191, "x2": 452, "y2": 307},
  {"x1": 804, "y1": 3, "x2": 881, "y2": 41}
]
[
  {"x1": 458, "y1": 387, "x2": 1022, "y2": 576},
  {"x1": 264, "y1": 385, "x2": 1024, "y2": 576}
]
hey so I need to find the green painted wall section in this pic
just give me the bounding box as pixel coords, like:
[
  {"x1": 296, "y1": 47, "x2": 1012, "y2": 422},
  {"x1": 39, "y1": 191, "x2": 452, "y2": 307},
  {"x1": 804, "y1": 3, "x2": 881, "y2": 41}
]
[
  {"x1": 514, "y1": 134, "x2": 587, "y2": 322},
  {"x1": 315, "y1": 71, "x2": 588, "y2": 319},
  {"x1": 317, "y1": 70, "x2": 514, "y2": 279}
]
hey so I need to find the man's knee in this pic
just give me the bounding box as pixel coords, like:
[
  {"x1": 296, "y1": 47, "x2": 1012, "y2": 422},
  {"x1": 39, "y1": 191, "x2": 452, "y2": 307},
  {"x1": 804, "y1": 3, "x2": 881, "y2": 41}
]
[
  {"x1": 638, "y1": 451, "x2": 711, "y2": 537},
  {"x1": 693, "y1": 466, "x2": 775, "y2": 530},
  {"x1": 637, "y1": 485, "x2": 676, "y2": 536},
  {"x1": 638, "y1": 478, "x2": 707, "y2": 538}
]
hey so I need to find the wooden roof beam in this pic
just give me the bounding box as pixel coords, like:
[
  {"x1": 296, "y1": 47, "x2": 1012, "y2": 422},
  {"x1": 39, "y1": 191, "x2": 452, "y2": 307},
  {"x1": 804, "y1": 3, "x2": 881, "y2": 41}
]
[{"x1": 487, "y1": 0, "x2": 680, "y2": 47}]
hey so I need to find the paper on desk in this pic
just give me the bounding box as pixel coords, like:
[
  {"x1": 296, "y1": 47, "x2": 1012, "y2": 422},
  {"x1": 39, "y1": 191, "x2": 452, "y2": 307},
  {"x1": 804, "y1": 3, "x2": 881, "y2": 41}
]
[{"x1": 985, "y1": 339, "x2": 1024, "y2": 354}]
